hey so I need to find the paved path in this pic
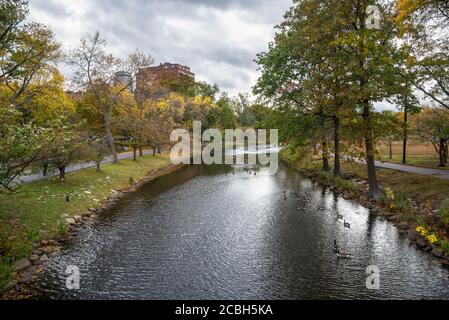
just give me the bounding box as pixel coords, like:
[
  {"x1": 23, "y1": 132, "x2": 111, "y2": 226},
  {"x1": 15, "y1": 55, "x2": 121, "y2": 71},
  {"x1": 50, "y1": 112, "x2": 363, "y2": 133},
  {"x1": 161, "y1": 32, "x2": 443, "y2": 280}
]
[
  {"x1": 18, "y1": 150, "x2": 155, "y2": 184},
  {"x1": 18, "y1": 152, "x2": 449, "y2": 184},
  {"x1": 354, "y1": 158, "x2": 449, "y2": 180}
]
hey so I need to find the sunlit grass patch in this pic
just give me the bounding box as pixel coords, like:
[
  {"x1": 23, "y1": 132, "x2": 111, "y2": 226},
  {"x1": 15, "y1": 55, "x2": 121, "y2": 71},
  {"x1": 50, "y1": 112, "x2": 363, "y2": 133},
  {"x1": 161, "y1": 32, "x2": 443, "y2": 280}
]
[{"x1": 0, "y1": 153, "x2": 172, "y2": 290}]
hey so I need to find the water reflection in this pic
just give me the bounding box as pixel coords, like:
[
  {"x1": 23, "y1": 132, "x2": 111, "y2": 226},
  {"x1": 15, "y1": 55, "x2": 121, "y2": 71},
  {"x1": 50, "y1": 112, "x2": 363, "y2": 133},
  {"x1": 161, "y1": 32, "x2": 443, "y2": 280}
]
[{"x1": 32, "y1": 162, "x2": 449, "y2": 300}]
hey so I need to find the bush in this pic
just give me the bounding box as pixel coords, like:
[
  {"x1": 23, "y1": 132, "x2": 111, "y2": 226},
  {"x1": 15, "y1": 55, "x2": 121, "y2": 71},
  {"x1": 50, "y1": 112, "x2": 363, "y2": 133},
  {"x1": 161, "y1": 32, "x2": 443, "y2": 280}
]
[
  {"x1": 439, "y1": 239, "x2": 449, "y2": 254},
  {"x1": 382, "y1": 188, "x2": 415, "y2": 214},
  {"x1": 333, "y1": 177, "x2": 358, "y2": 193},
  {"x1": 438, "y1": 199, "x2": 449, "y2": 227}
]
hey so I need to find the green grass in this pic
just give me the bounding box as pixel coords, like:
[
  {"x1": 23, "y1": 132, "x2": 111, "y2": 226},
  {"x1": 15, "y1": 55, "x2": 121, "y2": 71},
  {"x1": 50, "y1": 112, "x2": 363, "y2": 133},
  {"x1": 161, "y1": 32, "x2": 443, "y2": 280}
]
[
  {"x1": 280, "y1": 149, "x2": 358, "y2": 194},
  {"x1": 341, "y1": 161, "x2": 449, "y2": 204},
  {"x1": 0, "y1": 154, "x2": 172, "y2": 290},
  {"x1": 379, "y1": 154, "x2": 449, "y2": 170}
]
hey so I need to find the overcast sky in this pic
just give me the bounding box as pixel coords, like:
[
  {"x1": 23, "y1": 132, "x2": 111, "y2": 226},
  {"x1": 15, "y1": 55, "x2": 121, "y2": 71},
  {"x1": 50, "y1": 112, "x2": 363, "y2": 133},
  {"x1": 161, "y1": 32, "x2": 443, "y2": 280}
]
[{"x1": 28, "y1": 0, "x2": 294, "y2": 97}]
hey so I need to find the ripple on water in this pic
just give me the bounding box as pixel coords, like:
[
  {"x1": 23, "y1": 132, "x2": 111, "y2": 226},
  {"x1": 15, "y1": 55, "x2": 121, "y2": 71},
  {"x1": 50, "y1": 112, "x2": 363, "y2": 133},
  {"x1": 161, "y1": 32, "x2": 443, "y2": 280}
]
[{"x1": 33, "y1": 164, "x2": 449, "y2": 300}]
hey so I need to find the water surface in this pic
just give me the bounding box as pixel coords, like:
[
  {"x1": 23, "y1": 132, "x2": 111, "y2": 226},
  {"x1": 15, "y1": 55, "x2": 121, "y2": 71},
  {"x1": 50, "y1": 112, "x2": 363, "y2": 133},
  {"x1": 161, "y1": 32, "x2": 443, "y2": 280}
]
[{"x1": 33, "y1": 161, "x2": 449, "y2": 299}]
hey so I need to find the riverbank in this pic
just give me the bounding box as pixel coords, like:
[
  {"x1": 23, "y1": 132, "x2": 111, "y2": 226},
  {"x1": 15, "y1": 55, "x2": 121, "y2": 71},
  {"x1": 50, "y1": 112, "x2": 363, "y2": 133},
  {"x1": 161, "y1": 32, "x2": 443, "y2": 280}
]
[
  {"x1": 281, "y1": 148, "x2": 449, "y2": 265},
  {"x1": 0, "y1": 153, "x2": 182, "y2": 296}
]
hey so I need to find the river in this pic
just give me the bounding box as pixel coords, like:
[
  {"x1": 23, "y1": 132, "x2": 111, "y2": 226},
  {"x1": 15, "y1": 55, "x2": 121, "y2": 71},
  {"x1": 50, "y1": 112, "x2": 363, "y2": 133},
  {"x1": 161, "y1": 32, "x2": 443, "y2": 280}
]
[{"x1": 32, "y1": 157, "x2": 449, "y2": 299}]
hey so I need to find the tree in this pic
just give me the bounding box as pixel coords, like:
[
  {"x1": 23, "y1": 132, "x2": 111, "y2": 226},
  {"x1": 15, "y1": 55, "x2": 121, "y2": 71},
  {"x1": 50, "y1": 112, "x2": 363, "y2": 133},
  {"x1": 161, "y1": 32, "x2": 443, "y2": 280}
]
[
  {"x1": 217, "y1": 93, "x2": 238, "y2": 129},
  {"x1": 378, "y1": 111, "x2": 402, "y2": 160},
  {"x1": 68, "y1": 32, "x2": 152, "y2": 163},
  {"x1": 332, "y1": 0, "x2": 403, "y2": 197},
  {"x1": 1, "y1": 0, "x2": 61, "y2": 113},
  {"x1": 397, "y1": 0, "x2": 449, "y2": 27},
  {"x1": 412, "y1": 107, "x2": 449, "y2": 167},
  {"x1": 86, "y1": 137, "x2": 110, "y2": 172},
  {"x1": 397, "y1": 0, "x2": 449, "y2": 112},
  {"x1": 113, "y1": 91, "x2": 147, "y2": 161},
  {"x1": 144, "y1": 102, "x2": 175, "y2": 154},
  {"x1": 47, "y1": 122, "x2": 87, "y2": 182},
  {"x1": 0, "y1": 109, "x2": 75, "y2": 190},
  {"x1": 255, "y1": 0, "x2": 404, "y2": 196},
  {"x1": 195, "y1": 81, "x2": 219, "y2": 101},
  {"x1": 391, "y1": 72, "x2": 421, "y2": 163}
]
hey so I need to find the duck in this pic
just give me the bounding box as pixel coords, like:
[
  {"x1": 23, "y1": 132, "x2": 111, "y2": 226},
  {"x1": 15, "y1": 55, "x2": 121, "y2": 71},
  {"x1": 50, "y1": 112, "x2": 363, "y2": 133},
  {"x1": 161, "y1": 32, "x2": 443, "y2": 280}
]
[
  {"x1": 317, "y1": 207, "x2": 325, "y2": 211},
  {"x1": 337, "y1": 251, "x2": 352, "y2": 259},
  {"x1": 344, "y1": 220, "x2": 351, "y2": 228},
  {"x1": 333, "y1": 240, "x2": 340, "y2": 253}
]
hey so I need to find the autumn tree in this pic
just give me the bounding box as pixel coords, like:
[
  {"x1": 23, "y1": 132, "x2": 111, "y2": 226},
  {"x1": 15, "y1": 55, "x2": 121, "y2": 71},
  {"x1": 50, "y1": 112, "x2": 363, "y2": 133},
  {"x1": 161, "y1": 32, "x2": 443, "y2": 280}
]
[
  {"x1": 412, "y1": 107, "x2": 449, "y2": 166},
  {"x1": 68, "y1": 32, "x2": 152, "y2": 163},
  {"x1": 377, "y1": 111, "x2": 402, "y2": 160},
  {"x1": 45, "y1": 119, "x2": 87, "y2": 182}
]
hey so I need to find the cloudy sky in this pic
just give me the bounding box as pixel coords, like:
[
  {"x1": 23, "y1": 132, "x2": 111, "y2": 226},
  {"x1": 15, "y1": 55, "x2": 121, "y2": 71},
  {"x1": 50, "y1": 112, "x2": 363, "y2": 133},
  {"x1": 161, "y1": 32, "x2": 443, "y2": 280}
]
[{"x1": 28, "y1": 0, "x2": 293, "y2": 97}]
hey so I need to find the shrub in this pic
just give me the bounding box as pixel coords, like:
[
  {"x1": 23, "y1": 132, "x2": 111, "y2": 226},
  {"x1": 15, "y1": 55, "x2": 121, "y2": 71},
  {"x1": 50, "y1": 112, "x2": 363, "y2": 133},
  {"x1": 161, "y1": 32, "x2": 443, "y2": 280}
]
[
  {"x1": 439, "y1": 239, "x2": 449, "y2": 254},
  {"x1": 382, "y1": 188, "x2": 415, "y2": 214},
  {"x1": 427, "y1": 234, "x2": 438, "y2": 245},
  {"x1": 416, "y1": 226, "x2": 428, "y2": 237},
  {"x1": 333, "y1": 177, "x2": 358, "y2": 193}
]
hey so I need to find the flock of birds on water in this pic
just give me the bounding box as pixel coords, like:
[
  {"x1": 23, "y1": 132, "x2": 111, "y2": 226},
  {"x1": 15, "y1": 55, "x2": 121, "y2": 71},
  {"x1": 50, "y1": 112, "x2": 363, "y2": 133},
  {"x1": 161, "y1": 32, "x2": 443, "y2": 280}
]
[
  {"x1": 233, "y1": 168, "x2": 353, "y2": 259},
  {"x1": 283, "y1": 190, "x2": 353, "y2": 259}
]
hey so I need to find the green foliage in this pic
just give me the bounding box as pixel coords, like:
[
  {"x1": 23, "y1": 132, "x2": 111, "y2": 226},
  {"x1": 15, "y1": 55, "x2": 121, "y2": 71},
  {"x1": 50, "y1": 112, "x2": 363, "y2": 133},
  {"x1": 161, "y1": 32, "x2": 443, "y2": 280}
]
[
  {"x1": 439, "y1": 239, "x2": 449, "y2": 255},
  {"x1": 0, "y1": 154, "x2": 172, "y2": 291}
]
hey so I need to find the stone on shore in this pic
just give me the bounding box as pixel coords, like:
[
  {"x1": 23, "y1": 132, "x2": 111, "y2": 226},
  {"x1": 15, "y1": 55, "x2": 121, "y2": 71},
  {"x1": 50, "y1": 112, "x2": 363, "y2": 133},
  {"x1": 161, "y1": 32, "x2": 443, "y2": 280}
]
[
  {"x1": 19, "y1": 272, "x2": 34, "y2": 284},
  {"x1": 432, "y1": 248, "x2": 444, "y2": 258},
  {"x1": 398, "y1": 222, "x2": 409, "y2": 231},
  {"x1": 416, "y1": 239, "x2": 427, "y2": 248},
  {"x1": 13, "y1": 259, "x2": 31, "y2": 272},
  {"x1": 4, "y1": 280, "x2": 17, "y2": 292},
  {"x1": 29, "y1": 255, "x2": 40, "y2": 263},
  {"x1": 66, "y1": 218, "x2": 76, "y2": 225},
  {"x1": 407, "y1": 229, "x2": 419, "y2": 241}
]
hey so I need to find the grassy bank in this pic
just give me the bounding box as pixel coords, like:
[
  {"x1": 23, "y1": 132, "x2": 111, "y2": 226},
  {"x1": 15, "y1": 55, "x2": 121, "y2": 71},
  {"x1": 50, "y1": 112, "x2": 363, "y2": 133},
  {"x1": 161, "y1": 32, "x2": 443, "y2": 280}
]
[
  {"x1": 0, "y1": 154, "x2": 173, "y2": 290},
  {"x1": 377, "y1": 141, "x2": 448, "y2": 170},
  {"x1": 281, "y1": 148, "x2": 449, "y2": 257}
]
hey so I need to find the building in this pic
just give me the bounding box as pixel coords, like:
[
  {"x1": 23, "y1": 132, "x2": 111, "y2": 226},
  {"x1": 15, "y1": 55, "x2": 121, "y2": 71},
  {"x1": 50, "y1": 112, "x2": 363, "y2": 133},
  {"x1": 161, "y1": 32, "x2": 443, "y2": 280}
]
[
  {"x1": 114, "y1": 71, "x2": 134, "y2": 91},
  {"x1": 141, "y1": 63, "x2": 195, "y2": 82},
  {"x1": 136, "y1": 63, "x2": 195, "y2": 101}
]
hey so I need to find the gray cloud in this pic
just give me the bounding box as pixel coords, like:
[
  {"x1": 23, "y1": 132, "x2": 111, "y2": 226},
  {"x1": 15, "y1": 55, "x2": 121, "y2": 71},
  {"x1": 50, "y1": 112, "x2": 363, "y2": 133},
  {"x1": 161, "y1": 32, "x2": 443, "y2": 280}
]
[{"x1": 28, "y1": 0, "x2": 292, "y2": 96}]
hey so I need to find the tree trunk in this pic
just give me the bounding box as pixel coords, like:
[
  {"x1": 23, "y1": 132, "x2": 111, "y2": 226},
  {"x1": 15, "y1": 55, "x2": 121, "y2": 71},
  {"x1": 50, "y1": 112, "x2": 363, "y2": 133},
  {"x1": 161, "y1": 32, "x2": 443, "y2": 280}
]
[
  {"x1": 59, "y1": 166, "x2": 66, "y2": 182},
  {"x1": 96, "y1": 161, "x2": 101, "y2": 172},
  {"x1": 439, "y1": 139, "x2": 446, "y2": 167},
  {"x1": 333, "y1": 116, "x2": 341, "y2": 177},
  {"x1": 103, "y1": 109, "x2": 119, "y2": 164},
  {"x1": 42, "y1": 162, "x2": 49, "y2": 177},
  {"x1": 389, "y1": 138, "x2": 393, "y2": 160},
  {"x1": 133, "y1": 146, "x2": 137, "y2": 161},
  {"x1": 322, "y1": 139, "x2": 330, "y2": 172},
  {"x1": 402, "y1": 104, "x2": 408, "y2": 164},
  {"x1": 157, "y1": 146, "x2": 161, "y2": 154},
  {"x1": 363, "y1": 101, "x2": 380, "y2": 198},
  {"x1": 139, "y1": 147, "x2": 143, "y2": 157},
  {"x1": 153, "y1": 147, "x2": 156, "y2": 156},
  {"x1": 443, "y1": 139, "x2": 449, "y2": 164}
]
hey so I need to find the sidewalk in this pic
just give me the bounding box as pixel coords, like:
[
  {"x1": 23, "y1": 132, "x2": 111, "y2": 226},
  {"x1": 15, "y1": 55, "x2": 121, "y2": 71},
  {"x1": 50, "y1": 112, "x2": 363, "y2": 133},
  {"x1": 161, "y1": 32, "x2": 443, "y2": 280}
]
[
  {"x1": 18, "y1": 150, "x2": 154, "y2": 184},
  {"x1": 354, "y1": 159, "x2": 449, "y2": 180}
]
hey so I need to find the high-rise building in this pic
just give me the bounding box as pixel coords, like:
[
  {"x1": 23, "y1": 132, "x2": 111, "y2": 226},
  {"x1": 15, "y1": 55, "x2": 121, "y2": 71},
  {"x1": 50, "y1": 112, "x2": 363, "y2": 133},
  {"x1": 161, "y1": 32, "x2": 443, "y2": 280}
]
[{"x1": 136, "y1": 63, "x2": 195, "y2": 101}]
